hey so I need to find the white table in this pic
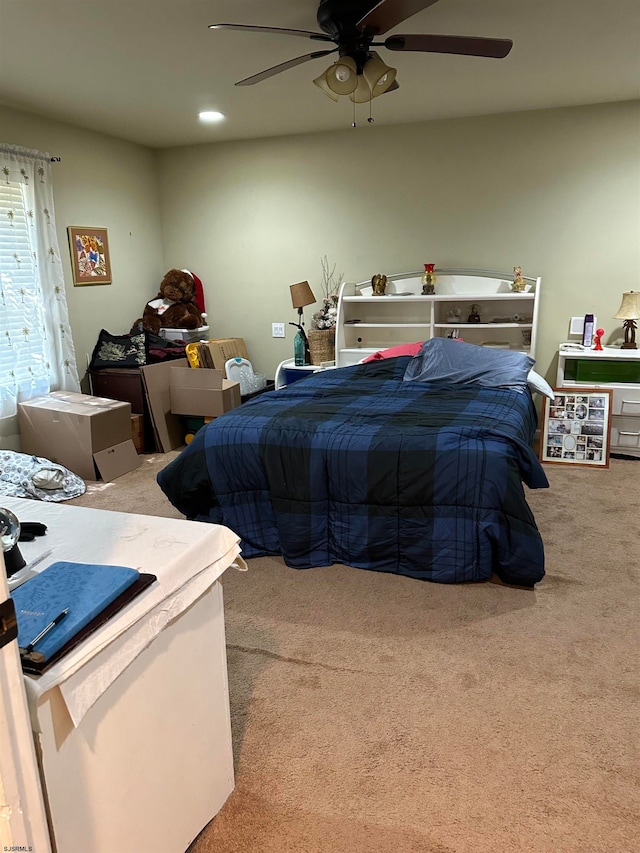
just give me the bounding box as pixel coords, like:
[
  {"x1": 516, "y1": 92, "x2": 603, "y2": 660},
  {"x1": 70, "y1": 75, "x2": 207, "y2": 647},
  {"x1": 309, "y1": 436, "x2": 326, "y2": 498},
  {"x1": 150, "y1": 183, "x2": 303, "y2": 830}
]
[
  {"x1": 4, "y1": 497, "x2": 245, "y2": 853},
  {"x1": 274, "y1": 357, "x2": 336, "y2": 389},
  {"x1": 556, "y1": 344, "x2": 640, "y2": 457}
]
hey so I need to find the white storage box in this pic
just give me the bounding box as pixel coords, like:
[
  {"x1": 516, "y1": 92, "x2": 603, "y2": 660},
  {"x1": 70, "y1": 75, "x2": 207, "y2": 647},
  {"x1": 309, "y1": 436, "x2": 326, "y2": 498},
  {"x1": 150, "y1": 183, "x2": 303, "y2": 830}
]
[{"x1": 158, "y1": 324, "x2": 210, "y2": 343}]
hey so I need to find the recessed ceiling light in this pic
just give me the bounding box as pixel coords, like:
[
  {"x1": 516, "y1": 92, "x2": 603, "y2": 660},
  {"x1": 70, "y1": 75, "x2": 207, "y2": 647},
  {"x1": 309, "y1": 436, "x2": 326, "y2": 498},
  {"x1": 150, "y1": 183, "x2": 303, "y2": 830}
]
[{"x1": 198, "y1": 111, "x2": 225, "y2": 123}]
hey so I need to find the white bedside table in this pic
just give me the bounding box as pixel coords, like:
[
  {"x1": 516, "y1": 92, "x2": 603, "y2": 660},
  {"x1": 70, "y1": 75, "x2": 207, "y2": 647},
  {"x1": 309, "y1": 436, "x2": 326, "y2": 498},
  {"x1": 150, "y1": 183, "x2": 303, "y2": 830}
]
[
  {"x1": 274, "y1": 358, "x2": 336, "y2": 389},
  {"x1": 556, "y1": 345, "x2": 640, "y2": 457}
]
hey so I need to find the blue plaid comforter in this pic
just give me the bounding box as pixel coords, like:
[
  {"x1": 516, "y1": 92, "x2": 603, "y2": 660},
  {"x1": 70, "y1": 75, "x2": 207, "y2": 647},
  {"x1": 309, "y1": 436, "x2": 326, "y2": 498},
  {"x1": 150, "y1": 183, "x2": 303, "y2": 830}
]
[{"x1": 157, "y1": 357, "x2": 549, "y2": 585}]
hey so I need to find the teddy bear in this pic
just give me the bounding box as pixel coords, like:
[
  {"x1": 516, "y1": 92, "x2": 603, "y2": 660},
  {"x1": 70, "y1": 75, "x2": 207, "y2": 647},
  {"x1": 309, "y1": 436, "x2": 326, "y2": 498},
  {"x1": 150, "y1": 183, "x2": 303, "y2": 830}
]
[{"x1": 139, "y1": 268, "x2": 205, "y2": 334}]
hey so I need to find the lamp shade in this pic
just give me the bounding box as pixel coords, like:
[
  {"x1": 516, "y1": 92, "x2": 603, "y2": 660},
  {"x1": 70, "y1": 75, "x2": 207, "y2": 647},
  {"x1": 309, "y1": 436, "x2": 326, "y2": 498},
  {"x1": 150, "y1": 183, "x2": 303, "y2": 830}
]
[
  {"x1": 614, "y1": 291, "x2": 640, "y2": 320},
  {"x1": 325, "y1": 57, "x2": 358, "y2": 95},
  {"x1": 313, "y1": 69, "x2": 339, "y2": 101},
  {"x1": 363, "y1": 53, "x2": 397, "y2": 98},
  {"x1": 290, "y1": 280, "x2": 316, "y2": 309},
  {"x1": 349, "y1": 75, "x2": 373, "y2": 104}
]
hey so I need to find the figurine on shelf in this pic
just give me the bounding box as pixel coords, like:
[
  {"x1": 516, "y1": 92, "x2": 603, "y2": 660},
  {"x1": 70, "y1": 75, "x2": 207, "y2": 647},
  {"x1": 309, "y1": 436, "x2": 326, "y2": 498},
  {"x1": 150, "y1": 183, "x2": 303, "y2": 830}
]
[
  {"x1": 371, "y1": 273, "x2": 387, "y2": 296},
  {"x1": 446, "y1": 306, "x2": 462, "y2": 324},
  {"x1": 467, "y1": 304, "x2": 482, "y2": 323},
  {"x1": 421, "y1": 263, "x2": 437, "y2": 295},
  {"x1": 512, "y1": 266, "x2": 527, "y2": 292},
  {"x1": 593, "y1": 328, "x2": 604, "y2": 351}
]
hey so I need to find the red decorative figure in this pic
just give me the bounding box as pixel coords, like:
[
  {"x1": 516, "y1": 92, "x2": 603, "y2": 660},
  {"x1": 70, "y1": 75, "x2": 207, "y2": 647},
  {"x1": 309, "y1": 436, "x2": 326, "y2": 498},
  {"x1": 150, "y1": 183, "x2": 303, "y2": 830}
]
[{"x1": 593, "y1": 328, "x2": 604, "y2": 351}]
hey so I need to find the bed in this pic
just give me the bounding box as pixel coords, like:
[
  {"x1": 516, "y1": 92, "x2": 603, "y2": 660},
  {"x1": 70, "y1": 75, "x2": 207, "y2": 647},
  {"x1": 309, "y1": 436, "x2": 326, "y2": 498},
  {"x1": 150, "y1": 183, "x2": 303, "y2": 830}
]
[{"x1": 157, "y1": 344, "x2": 549, "y2": 586}]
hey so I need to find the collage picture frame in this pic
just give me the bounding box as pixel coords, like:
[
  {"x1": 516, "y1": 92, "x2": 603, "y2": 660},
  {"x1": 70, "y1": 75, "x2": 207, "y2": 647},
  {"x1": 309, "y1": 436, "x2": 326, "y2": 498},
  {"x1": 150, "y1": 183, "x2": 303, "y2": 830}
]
[{"x1": 540, "y1": 388, "x2": 613, "y2": 467}]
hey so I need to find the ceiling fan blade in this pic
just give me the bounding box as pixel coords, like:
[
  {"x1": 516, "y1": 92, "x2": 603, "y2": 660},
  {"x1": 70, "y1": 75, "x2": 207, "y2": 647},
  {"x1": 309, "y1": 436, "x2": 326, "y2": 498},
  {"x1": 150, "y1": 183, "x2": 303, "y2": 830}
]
[
  {"x1": 209, "y1": 23, "x2": 333, "y2": 44},
  {"x1": 235, "y1": 50, "x2": 337, "y2": 86},
  {"x1": 384, "y1": 33, "x2": 513, "y2": 58},
  {"x1": 357, "y1": 0, "x2": 440, "y2": 36}
]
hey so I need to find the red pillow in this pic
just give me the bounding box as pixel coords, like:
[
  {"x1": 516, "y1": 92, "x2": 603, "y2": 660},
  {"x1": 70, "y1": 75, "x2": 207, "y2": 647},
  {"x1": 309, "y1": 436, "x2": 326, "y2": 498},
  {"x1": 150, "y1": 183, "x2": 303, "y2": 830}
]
[{"x1": 363, "y1": 342, "x2": 424, "y2": 363}]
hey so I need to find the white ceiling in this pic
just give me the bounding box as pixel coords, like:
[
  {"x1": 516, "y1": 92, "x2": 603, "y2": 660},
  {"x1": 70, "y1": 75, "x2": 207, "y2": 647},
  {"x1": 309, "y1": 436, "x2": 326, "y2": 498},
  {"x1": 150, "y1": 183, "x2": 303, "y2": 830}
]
[{"x1": 1, "y1": 0, "x2": 639, "y2": 149}]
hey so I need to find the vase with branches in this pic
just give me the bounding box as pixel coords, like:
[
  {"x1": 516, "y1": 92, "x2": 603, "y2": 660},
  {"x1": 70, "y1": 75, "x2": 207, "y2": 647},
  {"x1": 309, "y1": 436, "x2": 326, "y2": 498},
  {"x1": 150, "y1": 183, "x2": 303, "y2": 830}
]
[
  {"x1": 307, "y1": 256, "x2": 342, "y2": 364},
  {"x1": 311, "y1": 256, "x2": 342, "y2": 331}
]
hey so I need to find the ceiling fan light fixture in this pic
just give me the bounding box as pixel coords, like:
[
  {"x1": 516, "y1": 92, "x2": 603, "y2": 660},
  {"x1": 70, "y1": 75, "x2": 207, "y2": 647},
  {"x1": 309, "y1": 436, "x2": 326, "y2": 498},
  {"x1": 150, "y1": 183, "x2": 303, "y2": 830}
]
[
  {"x1": 348, "y1": 74, "x2": 373, "y2": 104},
  {"x1": 363, "y1": 54, "x2": 397, "y2": 98},
  {"x1": 212, "y1": 6, "x2": 514, "y2": 115},
  {"x1": 325, "y1": 56, "x2": 358, "y2": 95},
  {"x1": 313, "y1": 69, "x2": 339, "y2": 101}
]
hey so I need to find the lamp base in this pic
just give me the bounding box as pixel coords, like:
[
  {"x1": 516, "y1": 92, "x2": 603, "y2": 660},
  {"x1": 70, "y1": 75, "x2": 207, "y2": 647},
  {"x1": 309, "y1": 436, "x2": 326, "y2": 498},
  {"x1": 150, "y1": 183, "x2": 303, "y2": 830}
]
[
  {"x1": 4, "y1": 544, "x2": 26, "y2": 578},
  {"x1": 621, "y1": 318, "x2": 637, "y2": 349}
]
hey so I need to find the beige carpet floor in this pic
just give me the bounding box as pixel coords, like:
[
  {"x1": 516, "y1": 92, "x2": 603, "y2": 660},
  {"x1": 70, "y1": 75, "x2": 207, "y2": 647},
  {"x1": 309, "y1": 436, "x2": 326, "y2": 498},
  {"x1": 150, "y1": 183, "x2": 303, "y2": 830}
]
[{"x1": 69, "y1": 453, "x2": 640, "y2": 853}]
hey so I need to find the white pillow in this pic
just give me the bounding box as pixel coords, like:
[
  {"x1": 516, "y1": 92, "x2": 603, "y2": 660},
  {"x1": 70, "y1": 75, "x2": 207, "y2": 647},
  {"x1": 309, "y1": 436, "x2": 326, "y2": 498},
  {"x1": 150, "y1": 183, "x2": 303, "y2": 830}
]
[{"x1": 527, "y1": 369, "x2": 555, "y2": 399}]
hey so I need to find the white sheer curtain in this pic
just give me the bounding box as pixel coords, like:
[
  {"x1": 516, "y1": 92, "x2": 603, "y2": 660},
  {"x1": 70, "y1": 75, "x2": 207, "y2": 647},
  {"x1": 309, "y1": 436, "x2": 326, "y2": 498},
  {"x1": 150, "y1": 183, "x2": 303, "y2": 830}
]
[{"x1": 0, "y1": 144, "x2": 79, "y2": 418}]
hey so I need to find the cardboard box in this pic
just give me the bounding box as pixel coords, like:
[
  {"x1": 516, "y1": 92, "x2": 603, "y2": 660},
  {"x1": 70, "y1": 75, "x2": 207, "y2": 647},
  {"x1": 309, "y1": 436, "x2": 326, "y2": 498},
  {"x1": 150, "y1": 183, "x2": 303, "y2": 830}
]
[
  {"x1": 139, "y1": 360, "x2": 187, "y2": 453},
  {"x1": 203, "y1": 338, "x2": 250, "y2": 370},
  {"x1": 169, "y1": 367, "x2": 241, "y2": 418},
  {"x1": 18, "y1": 391, "x2": 140, "y2": 481},
  {"x1": 131, "y1": 413, "x2": 145, "y2": 454},
  {"x1": 93, "y1": 440, "x2": 141, "y2": 481}
]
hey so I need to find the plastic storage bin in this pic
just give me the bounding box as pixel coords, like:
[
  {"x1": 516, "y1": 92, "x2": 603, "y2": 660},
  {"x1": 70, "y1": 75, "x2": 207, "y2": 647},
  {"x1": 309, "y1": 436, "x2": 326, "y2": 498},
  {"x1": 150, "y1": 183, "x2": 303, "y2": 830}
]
[
  {"x1": 225, "y1": 357, "x2": 267, "y2": 396},
  {"x1": 158, "y1": 325, "x2": 210, "y2": 343}
]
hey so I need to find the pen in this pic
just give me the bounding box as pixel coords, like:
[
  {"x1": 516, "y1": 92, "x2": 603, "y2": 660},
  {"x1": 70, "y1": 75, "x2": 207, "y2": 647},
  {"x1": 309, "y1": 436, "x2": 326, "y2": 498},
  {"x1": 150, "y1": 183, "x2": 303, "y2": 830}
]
[
  {"x1": 24, "y1": 547, "x2": 54, "y2": 572},
  {"x1": 23, "y1": 608, "x2": 69, "y2": 655}
]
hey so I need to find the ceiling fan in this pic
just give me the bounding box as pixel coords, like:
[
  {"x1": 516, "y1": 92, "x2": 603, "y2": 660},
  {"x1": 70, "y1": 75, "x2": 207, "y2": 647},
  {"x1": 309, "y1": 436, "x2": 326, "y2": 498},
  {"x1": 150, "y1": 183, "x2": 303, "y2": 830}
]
[{"x1": 209, "y1": 0, "x2": 513, "y2": 103}]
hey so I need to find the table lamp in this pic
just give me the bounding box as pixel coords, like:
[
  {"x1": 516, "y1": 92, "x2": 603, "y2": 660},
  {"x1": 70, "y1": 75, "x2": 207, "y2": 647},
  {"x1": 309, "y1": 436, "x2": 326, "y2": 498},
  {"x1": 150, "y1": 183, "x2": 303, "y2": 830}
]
[
  {"x1": 290, "y1": 281, "x2": 316, "y2": 325},
  {"x1": 289, "y1": 280, "x2": 315, "y2": 366},
  {"x1": 613, "y1": 291, "x2": 640, "y2": 349}
]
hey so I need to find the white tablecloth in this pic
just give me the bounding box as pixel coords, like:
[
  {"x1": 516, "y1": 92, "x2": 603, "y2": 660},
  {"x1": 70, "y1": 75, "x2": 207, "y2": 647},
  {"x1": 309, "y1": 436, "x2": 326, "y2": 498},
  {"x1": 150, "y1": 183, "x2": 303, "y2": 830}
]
[{"x1": 3, "y1": 498, "x2": 245, "y2": 727}]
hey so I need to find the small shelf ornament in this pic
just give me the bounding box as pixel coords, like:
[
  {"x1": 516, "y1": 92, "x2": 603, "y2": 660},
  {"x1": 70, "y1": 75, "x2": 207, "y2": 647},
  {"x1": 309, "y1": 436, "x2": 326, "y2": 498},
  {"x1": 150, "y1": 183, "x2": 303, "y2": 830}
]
[
  {"x1": 593, "y1": 328, "x2": 604, "y2": 351},
  {"x1": 511, "y1": 265, "x2": 527, "y2": 292},
  {"x1": 371, "y1": 273, "x2": 388, "y2": 296},
  {"x1": 467, "y1": 304, "x2": 482, "y2": 323},
  {"x1": 421, "y1": 263, "x2": 436, "y2": 295}
]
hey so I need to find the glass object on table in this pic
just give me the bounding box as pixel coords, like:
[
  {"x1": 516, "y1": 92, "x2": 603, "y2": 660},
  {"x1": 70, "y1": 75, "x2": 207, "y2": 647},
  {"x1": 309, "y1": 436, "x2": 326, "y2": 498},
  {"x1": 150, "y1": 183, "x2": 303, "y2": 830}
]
[{"x1": 0, "y1": 506, "x2": 25, "y2": 577}]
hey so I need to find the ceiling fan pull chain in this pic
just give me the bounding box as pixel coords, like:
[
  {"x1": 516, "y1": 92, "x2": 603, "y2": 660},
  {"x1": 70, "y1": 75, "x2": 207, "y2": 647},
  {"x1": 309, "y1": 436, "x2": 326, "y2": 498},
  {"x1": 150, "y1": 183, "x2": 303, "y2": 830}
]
[{"x1": 352, "y1": 98, "x2": 357, "y2": 128}]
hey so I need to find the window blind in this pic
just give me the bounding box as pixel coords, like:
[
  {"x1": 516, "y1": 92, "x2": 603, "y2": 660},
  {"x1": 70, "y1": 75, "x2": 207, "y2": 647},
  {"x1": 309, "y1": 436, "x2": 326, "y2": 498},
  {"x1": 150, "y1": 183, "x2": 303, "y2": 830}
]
[{"x1": 0, "y1": 181, "x2": 52, "y2": 408}]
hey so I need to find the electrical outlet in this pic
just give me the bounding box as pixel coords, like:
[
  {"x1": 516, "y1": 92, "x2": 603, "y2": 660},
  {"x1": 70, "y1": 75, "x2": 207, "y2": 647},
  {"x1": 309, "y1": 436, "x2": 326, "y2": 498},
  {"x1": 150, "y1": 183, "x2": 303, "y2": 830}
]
[{"x1": 272, "y1": 322, "x2": 286, "y2": 338}]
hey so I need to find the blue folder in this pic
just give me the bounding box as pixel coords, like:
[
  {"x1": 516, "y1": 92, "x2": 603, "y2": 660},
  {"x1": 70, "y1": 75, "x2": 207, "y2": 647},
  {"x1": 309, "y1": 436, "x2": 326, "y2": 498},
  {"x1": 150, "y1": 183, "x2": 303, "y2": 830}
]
[{"x1": 11, "y1": 560, "x2": 141, "y2": 663}]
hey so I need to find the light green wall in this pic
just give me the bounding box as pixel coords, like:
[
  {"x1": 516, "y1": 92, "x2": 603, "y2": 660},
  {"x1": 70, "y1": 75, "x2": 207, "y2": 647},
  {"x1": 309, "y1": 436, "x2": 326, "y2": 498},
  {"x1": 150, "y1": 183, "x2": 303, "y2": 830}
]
[
  {"x1": 2, "y1": 99, "x2": 639, "y2": 448},
  {"x1": 0, "y1": 104, "x2": 164, "y2": 448},
  {"x1": 157, "y1": 99, "x2": 640, "y2": 381}
]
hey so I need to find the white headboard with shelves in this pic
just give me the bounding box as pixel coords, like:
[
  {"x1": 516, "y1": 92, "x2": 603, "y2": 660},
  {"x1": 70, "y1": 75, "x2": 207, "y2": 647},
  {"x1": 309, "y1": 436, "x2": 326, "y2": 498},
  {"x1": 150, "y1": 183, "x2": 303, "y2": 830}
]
[{"x1": 335, "y1": 268, "x2": 541, "y2": 367}]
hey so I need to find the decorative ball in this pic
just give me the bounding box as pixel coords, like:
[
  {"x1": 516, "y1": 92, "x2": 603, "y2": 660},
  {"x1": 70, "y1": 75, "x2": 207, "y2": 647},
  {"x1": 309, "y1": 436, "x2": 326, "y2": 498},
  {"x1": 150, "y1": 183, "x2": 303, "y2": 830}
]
[{"x1": 0, "y1": 507, "x2": 20, "y2": 552}]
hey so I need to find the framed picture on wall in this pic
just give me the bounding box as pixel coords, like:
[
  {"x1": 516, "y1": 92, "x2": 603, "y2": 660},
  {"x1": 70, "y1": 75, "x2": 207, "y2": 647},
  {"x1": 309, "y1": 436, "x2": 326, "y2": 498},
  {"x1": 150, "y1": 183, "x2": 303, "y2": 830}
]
[
  {"x1": 67, "y1": 226, "x2": 112, "y2": 285},
  {"x1": 540, "y1": 388, "x2": 613, "y2": 467}
]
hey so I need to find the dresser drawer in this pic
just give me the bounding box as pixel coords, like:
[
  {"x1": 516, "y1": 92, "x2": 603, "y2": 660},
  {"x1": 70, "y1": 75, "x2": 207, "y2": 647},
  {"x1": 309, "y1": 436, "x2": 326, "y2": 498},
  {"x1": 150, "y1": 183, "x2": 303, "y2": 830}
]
[
  {"x1": 612, "y1": 386, "x2": 640, "y2": 416},
  {"x1": 611, "y1": 415, "x2": 640, "y2": 451},
  {"x1": 89, "y1": 368, "x2": 145, "y2": 413}
]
